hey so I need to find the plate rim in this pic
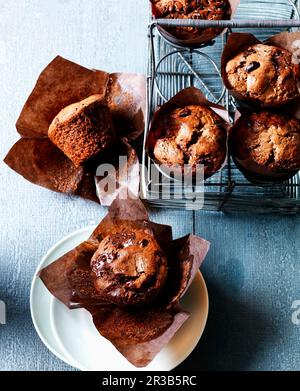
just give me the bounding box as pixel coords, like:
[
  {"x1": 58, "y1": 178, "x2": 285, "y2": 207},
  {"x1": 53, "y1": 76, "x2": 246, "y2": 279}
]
[{"x1": 30, "y1": 226, "x2": 96, "y2": 369}]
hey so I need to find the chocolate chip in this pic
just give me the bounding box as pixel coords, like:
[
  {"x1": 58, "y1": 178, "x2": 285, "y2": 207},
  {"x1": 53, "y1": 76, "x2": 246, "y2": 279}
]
[
  {"x1": 141, "y1": 239, "x2": 149, "y2": 248},
  {"x1": 199, "y1": 156, "x2": 212, "y2": 165},
  {"x1": 179, "y1": 108, "x2": 191, "y2": 117},
  {"x1": 186, "y1": 129, "x2": 203, "y2": 149},
  {"x1": 246, "y1": 61, "x2": 260, "y2": 73}
]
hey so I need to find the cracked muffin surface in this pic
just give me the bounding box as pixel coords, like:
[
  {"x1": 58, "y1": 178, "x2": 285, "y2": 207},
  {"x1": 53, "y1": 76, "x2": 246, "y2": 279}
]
[
  {"x1": 48, "y1": 94, "x2": 116, "y2": 167},
  {"x1": 90, "y1": 230, "x2": 168, "y2": 306},
  {"x1": 232, "y1": 111, "x2": 300, "y2": 178},
  {"x1": 149, "y1": 105, "x2": 227, "y2": 177},
  {"x1": 152, "y1": 0, "x2": 231, "y2": 42},
  {"x1": 225, "y1": 44, "x2": 300, "y2": 106}
]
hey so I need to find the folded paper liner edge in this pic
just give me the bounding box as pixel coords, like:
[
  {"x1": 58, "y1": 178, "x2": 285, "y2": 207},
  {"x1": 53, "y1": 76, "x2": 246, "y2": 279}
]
[{"x1": 4, "y1": 56, "x2": 146, "y2": 205}]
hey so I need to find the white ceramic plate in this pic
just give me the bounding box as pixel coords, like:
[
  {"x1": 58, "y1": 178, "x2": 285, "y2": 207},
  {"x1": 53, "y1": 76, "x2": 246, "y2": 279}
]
[{"x1": 30, "y1": 226, "x2": 209, "y2": 371}]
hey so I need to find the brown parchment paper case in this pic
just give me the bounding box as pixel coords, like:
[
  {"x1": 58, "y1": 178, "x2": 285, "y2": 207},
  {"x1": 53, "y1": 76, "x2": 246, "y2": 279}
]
[
  {"x1": 39, "y1": 198, "x2": 210, "y2": 367},
  {"x1": 221, "y1": 32, "x2": 300, "y2": 107},
  {"x1": 151, "y1": 0, "x2": 240, "y2": 48},
  {"x1": 230, "y1": 103, "x2": 300, "y2": 182},
  {"x1": 95, "y1": 138, "x2": 140, "y2": 206},
  {"x1": 146, "y1": 86, "x2": 231, "y2": 179},
  {"x1": 4, "y1": 56, "x2": 146, "y2": 204}
]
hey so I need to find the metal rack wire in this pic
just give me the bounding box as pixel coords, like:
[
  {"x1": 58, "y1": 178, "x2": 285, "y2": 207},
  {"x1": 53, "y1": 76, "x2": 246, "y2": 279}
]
[{"x1": 142, "y1": 0, "x2": 300, "y2": 214}]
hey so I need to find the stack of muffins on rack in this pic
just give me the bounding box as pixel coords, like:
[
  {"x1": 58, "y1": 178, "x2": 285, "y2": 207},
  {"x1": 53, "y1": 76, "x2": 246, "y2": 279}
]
[
  {"x1": 222, "y1": 33, "x2": 300, "y2": 183},
  {"x1": 148, "y1": 0, "x2": 235, "y2": 181},
  {"x1": 149, "y1": 1, "x2": 300, "y2": 184}
]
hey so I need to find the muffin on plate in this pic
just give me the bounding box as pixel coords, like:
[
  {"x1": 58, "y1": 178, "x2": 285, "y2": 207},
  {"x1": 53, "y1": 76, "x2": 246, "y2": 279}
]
[
  {"x1": 225, "y1": 44, "x2": 300, "y2": 106},
  {"x1": 148, "y1": 104, "x2": 227, "y2": 178},
  {"x1": 90, "y1": 229, "x2": 168, "y2": 306},
  {"x1": 231, "y1": 111, "x2": 300, "y2": 182},
  {"x1": 151, "y1": 0, "x2": 231, "y2": 46},
  {"x1": 48, "y1": 94, "x2": 116, "y2": 167}
]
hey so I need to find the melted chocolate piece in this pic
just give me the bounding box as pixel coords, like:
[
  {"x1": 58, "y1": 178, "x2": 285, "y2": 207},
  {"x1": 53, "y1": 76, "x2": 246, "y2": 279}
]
[{"x1": 246, "y1": 61, "x2": 260, "y2": 73}]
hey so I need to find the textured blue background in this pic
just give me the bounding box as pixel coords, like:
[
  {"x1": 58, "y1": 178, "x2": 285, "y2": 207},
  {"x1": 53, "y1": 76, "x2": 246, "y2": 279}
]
[{"x1": 0, "y1": 0, "x2": 299, "y2": 371}]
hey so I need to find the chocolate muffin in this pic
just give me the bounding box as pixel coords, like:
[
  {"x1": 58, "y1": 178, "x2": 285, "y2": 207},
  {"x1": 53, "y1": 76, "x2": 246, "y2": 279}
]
[
  {"x1": 48, "y1": 95, "x2": 116, "y2": 167},
  {"x1": 225, "y1": 44, "x2": 300, "y2": 106},
  {"x1": 90, "y1": 230, "x2": 168, "y2": 306},
  {"x1": 231, "y1": 111, "x2": 300, "y2": 181},
  {"x1": 149, "y1": 105, "x2": 227, "y2": 177},
  {"x1": 152, "y1": 0, "x2": 231, "y2": 44}
]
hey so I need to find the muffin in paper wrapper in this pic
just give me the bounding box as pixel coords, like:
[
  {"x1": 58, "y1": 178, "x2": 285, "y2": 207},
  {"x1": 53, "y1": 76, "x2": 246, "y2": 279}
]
[
  {"x1": 146, "y1": 86, "x2": 231, "y2": 180},
  {"x1": 230, "y1": 103, "x2": 300, "y2": 183},
  {"x1": 221, "y1": 32, "x2": 300, "y2": 108},
  {"x1": 151, "y1": 0, "x2": 240, "y2": 48},
  {"x1": 39, "y1": 198, "x2": 210, "y2": 367},
  {"x1": 4, "y1": 56, "x2": 146, "y2": 205}
]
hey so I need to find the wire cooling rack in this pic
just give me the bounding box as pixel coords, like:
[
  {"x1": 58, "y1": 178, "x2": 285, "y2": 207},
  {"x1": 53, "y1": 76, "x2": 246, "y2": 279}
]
[{"x1": 141, "y1": 0, "x2": 300, "y2": 214}]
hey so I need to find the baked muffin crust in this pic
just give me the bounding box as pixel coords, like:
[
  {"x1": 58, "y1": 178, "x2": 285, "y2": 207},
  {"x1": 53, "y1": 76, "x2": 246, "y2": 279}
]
[
  {"x1": 231, "y1": 111, "x2": 300, "y2": 178},
  {"x1": 149, "y1": 105, "x2": 227, "y2": 177},
  {"x1": 91, "y1": 230, "x2": 168, "y2": 306},
  {"x1": 152, "y1": 0, "x2": 231, "y2": 41},
  {"x1": 225, "y1": 44, "x2": 300, "y2": 105},
  {"x1": 48, "y1": 95, "x2": 116, "y2": 167}
]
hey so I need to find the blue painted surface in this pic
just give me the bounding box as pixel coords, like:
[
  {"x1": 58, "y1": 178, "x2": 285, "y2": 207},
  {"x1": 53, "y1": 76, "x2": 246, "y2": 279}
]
[{"x1": 0, "y1": 0, "x2": 299, "y2": 371}]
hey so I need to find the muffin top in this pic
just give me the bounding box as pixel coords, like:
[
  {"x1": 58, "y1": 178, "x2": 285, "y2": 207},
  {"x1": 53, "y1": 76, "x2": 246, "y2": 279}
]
[
  {"x1": 225, "y1": 44, "x2": 300, "y2": 106},
  {"x1": 48, "y1": 95, "x2": 116, "y2": 167},
  {"x1": 232, "y1": 111, "x2": 300, "y2": 174},
  {"x1": 152, "y1": 0, "x2": 231, "y2": 40},
  {"x1": 149, "y1": 105, "x2": 227, "y2": 177},
  {"x1": 90, "y1": 230, "x2": 168, "y2": 306}
]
